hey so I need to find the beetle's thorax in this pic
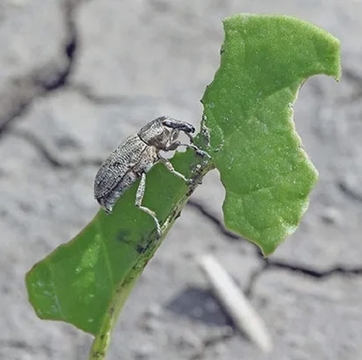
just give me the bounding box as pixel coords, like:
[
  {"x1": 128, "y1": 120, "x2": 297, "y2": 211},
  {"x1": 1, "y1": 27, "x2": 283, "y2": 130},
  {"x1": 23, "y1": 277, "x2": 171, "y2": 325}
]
[{"x1": 137, "y1": 118, "x2": 179, "y2": 149}]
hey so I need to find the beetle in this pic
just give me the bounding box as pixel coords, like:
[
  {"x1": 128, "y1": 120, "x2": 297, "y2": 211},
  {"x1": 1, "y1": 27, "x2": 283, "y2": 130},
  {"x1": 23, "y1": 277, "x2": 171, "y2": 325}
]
[{"x1": 94, "y1": 116, "x2": 208, "y2": 236}]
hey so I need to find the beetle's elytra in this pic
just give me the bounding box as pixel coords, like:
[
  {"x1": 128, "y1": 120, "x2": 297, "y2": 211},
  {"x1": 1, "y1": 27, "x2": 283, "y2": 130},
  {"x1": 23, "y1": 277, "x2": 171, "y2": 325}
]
[{"x1": 94, "y1": 116, "x2": 208, "y2": 236}]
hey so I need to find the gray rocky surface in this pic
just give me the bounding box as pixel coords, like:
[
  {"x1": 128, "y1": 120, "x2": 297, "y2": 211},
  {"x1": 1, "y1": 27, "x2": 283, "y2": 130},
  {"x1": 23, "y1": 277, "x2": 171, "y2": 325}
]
[{"x1": 1, "y1": 0, "x2": 361, "y2": 359}]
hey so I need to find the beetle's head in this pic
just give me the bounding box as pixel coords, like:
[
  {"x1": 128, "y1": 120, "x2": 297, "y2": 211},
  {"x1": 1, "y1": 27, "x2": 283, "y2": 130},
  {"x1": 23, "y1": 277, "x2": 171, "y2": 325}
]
[{"x1": 138, "y1": 116, "x2": 195, "y2": 148}]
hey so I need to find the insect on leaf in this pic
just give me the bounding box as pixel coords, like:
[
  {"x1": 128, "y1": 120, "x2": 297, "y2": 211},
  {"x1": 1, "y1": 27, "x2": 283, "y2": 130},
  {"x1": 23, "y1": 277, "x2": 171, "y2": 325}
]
[{"x1": 26, "y1": 14, "x2": 341, "y2": 360}]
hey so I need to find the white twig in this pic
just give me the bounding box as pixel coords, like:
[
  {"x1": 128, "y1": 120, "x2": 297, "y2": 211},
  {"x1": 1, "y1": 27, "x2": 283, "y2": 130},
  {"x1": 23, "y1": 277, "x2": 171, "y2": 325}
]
[{"x1": 198, "y1": 254, "x2": 273, "y2": 353}]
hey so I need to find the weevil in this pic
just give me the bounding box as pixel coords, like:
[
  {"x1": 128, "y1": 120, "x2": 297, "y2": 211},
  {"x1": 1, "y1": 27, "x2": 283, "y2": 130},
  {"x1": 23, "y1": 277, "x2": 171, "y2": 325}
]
[{"x1": 94, "y1": 116, "x2": 208, "y2": 236}]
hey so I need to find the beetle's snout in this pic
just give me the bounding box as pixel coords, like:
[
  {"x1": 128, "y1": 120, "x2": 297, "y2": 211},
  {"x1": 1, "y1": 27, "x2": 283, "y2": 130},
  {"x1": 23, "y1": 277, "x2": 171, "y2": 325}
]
[
  {"x1": 182, "y1": 123, "x2": 195, "y2": 134},
  {"x1": 162, "y1": 117, "x2": 195, "y2": 134},
  {"x1": 178, "y1": 123, "x2": 195, "y2": 134}
]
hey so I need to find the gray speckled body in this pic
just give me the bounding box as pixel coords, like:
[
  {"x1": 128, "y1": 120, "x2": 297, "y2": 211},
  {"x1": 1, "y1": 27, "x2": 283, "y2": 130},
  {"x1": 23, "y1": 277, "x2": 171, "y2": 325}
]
[
  {"x1": 94, "y1": 133, "x2": 158, "y2": 212},
  {"x1": 94, "y1": 116, "x2": 201, "y2": 228}
]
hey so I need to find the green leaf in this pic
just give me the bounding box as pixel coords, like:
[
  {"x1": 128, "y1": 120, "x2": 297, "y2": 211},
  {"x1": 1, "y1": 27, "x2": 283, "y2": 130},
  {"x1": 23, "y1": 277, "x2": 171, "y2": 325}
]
[
  {"x1": 201, "y1": 14, "x2": 341, "y2": 255},
  {"x1": 26, "y1": 150, "x2": 213, "y2": 358}
]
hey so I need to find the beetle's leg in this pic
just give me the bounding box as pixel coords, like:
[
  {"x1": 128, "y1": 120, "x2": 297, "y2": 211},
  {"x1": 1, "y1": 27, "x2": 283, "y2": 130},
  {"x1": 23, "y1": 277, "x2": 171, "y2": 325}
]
[
  {"x1": 135, "y1": 173, "x2": 162, "y2": 237},
  {"x1": 158, "y1": 156, "x2": 193, "y2": 184},
  {"x1": 184, "y1": 133, "x2": 212, "y2": 158},
  {"x1": 164, "y1": 140, "x2": 181, "y2": 151},
  {"x1": 165, "y1": 139, "x2": 211, "y2": 158},
  {"x1": 98, "y1": 198, "x2": 113, "y2": 214}
]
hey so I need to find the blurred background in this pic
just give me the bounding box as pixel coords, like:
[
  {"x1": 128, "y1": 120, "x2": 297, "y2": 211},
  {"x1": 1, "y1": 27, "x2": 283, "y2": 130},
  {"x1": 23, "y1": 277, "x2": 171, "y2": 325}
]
[{"x1": 1, "y1": 0, "x2": 362, "y2": 359}]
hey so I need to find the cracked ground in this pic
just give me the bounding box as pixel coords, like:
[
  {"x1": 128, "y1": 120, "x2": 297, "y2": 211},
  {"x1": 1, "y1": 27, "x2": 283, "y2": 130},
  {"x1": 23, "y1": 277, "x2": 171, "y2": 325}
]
[{"x1": 1, "y1": 1, "x2": 362, "y2": 359}]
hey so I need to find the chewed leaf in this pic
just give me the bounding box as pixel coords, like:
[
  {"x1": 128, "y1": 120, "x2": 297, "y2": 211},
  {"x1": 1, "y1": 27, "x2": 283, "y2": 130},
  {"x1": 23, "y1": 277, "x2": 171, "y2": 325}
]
[{"x1": 201, "y1": 14, "x2": 341, "y2": 255}]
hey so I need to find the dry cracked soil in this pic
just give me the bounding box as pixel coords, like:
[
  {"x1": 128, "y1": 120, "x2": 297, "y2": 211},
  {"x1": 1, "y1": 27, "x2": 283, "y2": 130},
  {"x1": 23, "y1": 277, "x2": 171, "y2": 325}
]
[{"x1": 1, "y1": 0, "x2": 362, "y2": 359}]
